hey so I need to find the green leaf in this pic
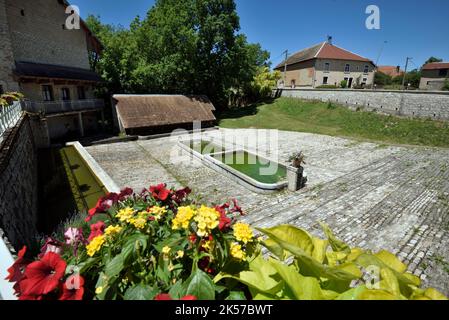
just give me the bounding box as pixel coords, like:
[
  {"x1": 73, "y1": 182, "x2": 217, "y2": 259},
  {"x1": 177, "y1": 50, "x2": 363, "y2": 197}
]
[
  {"x1": 311, "y1": 238, "x2": 328, "y2": 263},
  {"x1": 169, "y1": 280, "x2": 184, "y2": 299},
  {"x1": 183, "y1": 269, "x2": 215, "y2": 300},
  {"x1": 258, "y1": 227, "x2": 358, "y2": 282},
  {"x1": 258, "y1": 225, "x2": 314, "y2": 256},
  {"x1": 225, "y1": 291, "x2": 247, "y2": 300},
  {"x1": 380, "y1": 268, "x2": 401, "y2": 296},
  {"x1": 423, "y1": 288, "x2": 448, "y2": 300},
  {"x1": 335, "y1": 286, "x2": 368, "y2": 300},
  {"x1": 105, "y1": 254, "x2": 124, "y2": 278},
  {"x1": 122, "y1": 233, "x2": 149, "y2": 263},
  {"x1": 357, "y1": 289, "x2": 403, "y2": 300},
  {"x1": 374, "y1": 250, "x2": 407, "y2": 273},
  {"x1": 319, "y1": 222, "x2": 350, "y2": 253},
  {"x1": 270, "y1": 259, "x2": 340, "y2": 300},
  {"x1": 214, "y1": 254, "x2": 282, "y2": 295},
  {"x1": 124, "y1": 284, "x2": 158, "y2": 300}
]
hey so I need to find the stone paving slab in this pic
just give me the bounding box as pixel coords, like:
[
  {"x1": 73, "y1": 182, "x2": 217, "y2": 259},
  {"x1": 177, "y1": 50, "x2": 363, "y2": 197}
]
[{"x1": 85, "y1": 129, "x2": 449, "y2": 295}]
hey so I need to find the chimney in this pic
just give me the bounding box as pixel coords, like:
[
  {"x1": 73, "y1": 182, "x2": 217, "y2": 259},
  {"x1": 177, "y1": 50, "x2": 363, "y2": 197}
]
[{"x1": 327, "y1": 35, "x2": 333, "y2": 45}]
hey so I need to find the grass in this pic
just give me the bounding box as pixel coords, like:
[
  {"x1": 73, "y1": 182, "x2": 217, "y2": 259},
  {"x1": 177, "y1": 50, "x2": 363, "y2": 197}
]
[{"x1": 219, "y1": 98, "x2": 449, "y2": 148}]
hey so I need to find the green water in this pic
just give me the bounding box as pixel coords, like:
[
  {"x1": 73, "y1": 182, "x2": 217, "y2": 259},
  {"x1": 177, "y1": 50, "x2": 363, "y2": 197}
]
[
  {"x1": 212, "y1": 151, "x2": 286, "y2": 184},
  {"x1": 38, "y1": 146, "x2": 107, "y2": 233},
  {"x1": 189, "y1": 140, "x2": 225, "y2": 155}
]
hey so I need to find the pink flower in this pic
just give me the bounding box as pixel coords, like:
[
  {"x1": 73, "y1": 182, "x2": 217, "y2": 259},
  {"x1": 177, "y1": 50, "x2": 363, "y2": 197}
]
[
  {"x1": 39, "y1": 238, "x2": 62, "y2": 259},
  {"x1": 88, "y1": 221, "x2": 106, "y2": 242},
  {"x1": 64, "y1": 227, "x2": 82, "y2": 246}
]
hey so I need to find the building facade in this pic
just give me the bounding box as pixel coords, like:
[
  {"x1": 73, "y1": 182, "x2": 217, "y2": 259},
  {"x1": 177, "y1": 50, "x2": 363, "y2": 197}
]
[
  {"x1": 0, "y1": 0, "x2": 104, "y2": 140},
  {"x1": 274, "y1": 41, "x2": 375, "y2": 89},
  {"x1": 419, "y1": 62, "x2": 449, "y2": 91}
]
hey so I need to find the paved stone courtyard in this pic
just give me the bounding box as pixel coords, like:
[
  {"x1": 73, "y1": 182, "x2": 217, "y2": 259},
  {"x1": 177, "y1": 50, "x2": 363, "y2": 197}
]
[{"x1": 85, "y1": 129, "x2": 449, "y2": 295}]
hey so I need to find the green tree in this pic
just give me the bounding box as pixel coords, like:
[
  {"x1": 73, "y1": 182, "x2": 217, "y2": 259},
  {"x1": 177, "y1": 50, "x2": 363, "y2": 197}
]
[
  {"x1": 392, "y1": 69, "x2": 421, "y2": 88},
  {"x1": 424, "y1": 56, "x2": 443, "y2": 65},
  {"x1": 374, "y1": 71, "x2": 392, "y2": 86},
  {"x1": 85, "y1": 0, "x2": 269, "y2": 111}
]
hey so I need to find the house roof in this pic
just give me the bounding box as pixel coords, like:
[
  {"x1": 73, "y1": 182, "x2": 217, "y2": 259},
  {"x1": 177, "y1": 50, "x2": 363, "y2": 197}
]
[
  {"x1": 14, "y1": 61, "x2": 103, "y2": 82},
  {"x1": 377, "y1": 66, "x2": 403, "y2": 77},
  {"x1": 422, "y1": 62, "x2": 449, "y2": 70},
  {"x1": 274, "y1": 42, "x2": 373, "y2": 69},
  {"x1": 113, "y1": 95, "x2": 217, "y2": 130}
]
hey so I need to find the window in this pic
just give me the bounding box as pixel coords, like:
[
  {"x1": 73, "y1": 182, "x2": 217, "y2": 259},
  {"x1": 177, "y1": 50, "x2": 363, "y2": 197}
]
[
  {"x1": 20, "y1": 9, "x2": 25, "y2": 16},
  {"x1": 77, "y1": 86, "x2": 86, "y2": 100},
  {"x1": 344, "y1": 64, "x2": 350, "y2": 73},
  {"x1": 323, "y1": 77, "x2": 328, "y2": 85},
  {"x1": 439, "y1": 69, "x2": 448, "y2": 77},
  {"x1": 362, "y1": 78, "x2": 367, "y2": 83},
  {"x1": 363, "y1": 65, "x2": 369, "y2": 74},
  {"x1": 42, "y1": 85, "x2": 54, "y2": 101},
  {"x1": 291, "y1": 80, "x2": 296, "y2": 88},
  {"x1": 61, "y1": 88, "x2": 71, "y2": 101},
  {"x1": 324, "y1": 62, "x2": 330, "y2": 73}
]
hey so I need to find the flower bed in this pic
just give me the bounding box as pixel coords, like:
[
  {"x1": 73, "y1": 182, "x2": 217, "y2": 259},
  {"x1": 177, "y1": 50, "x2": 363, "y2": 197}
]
[{"x1": 5, "y1": 183, "x2": 448, "y2": 300}]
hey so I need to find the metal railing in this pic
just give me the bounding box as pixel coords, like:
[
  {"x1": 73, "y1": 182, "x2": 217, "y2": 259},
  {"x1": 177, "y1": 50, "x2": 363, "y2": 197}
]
[
  {"x1": 22, "y1": 99, "x2": 104, "y2": 115},
  {"x1": 0, "y1": 101, "x2": 22, "y2": 141}
]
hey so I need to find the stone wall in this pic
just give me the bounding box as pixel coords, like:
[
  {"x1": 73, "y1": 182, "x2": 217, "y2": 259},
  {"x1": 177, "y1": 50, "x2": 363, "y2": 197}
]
[
  {"x1": 279, "y1": 89, "x2": 449, "y2": 121},
  {"x1": 0, "y1": 0, "x2": 19, "y2": 92},
  {"x1": 5, "y1": 0, "x2": 91, "y2": 69},
  {"x1": 0, "y1": 114, "x2": 38, "y2": 251}
]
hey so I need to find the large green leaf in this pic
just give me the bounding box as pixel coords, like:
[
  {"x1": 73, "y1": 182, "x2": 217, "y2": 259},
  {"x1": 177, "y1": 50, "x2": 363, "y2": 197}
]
[
  {"x1": 374, "y1": 250, "x2": 407, "y2": 273},
  {"x1": 124, "y1": 284, "x2": 158, "y2": 300},
  {"x1": 357, "y1": 289, "x2": 403, "y2": 300},
  {"x1": 214, "y1": 254, "x2": 282, "y2": 295},
  {"x1": 319, "y1": 222, "x2": 350, "y2": 253},
  {"x1": 380, "y1": 268, "x2": 401, "y2": 296},
  {"x1": 225, "y1": 291, "x2": 247, "y2": 300},
  {"x1": 121, "y1": 233, "x2": 149, "y2": 263},
  {"x1": 258, "y1": 227, "x2": 358, "y2": 282},
  {"x1": 183, "y1": 269, "x2": 215, "y2": 300},
  {"x1": 311, "y1": 238, "x2": 328, "y2": 264},
  {"x1": 270, "y1": 259, "x2": 338, "y2": 300},
  {"x1": 105, "y1": 254, "x2": 124, "y2": 278},
  {"x1": 258, "y1": 225, "x2": 314, "y2": 256}
]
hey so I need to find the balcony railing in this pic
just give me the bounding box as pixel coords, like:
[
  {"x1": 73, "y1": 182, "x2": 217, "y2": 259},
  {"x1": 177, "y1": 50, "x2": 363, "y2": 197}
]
[
  {"x1": 22, "y1": 99, "x2": 105, "y2": 115},
  {"x1": 0, "y1": 101, "x2": 22, "y2": 142}
]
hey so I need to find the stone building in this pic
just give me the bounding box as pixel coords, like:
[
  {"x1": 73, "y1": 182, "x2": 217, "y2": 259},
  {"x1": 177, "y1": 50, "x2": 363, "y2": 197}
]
[
  {"x1": 419, "y1": 62, "x2": 449, "y2": 91},
  {"x1": 0, "y1": 0, "x2": 104, "y2": 141},
  {"x1": 274, "y1": 40, "x2": 375, "y2": 89}
]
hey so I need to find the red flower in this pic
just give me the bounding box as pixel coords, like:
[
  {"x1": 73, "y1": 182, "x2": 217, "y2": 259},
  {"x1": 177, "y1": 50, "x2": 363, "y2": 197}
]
[
  {"x1": 154, "y1": 293, "x2": 197, "y2": 300},
  {"x1": 180, "y1": 295, "x2": 197, "y2": 300},
  {"x1": 5, "y1": 246, "x2": 27, "y2": 284},
  {"x1": 171, "y1": 187, "x2": 192, "y2": 204},
  {"x1": 20, "y1": 252, "x2": 67, "y2": 296},
  {"x1": 149, "y1": 184, "x2": 171, "y2": 201},
  {"x1": 154, "y1": 293, "x2": 172, "y2": 300},
  {"x1": 59, "y1": 274, "x2": 85, "y2": 300},
  {"x1": 231, "y1": 199, "x2": 244, "y2": 215},
  {"x1": 86, "y1": 192, "x2": 119, "y2": 221},
  {"x1": 88, "y1": 221, "x2": 106, "y2": 242},
  {"x1": 188, "y1": 234, "x2": 197, "y2": 244},
  {"x1": 215, "y1": 205, "x2": 232, "y2": 231},
  {"x1": 119, "y1": 187, "x2": 133, "y2": 200}
]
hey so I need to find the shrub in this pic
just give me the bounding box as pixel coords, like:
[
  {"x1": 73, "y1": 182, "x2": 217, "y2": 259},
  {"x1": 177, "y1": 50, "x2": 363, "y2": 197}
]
[
  {"x1": 5, "y1": 184, "x2": 448, "y2": 300},
  {"x1": 340, "y1": 80, "x2": 348, "y2": 88},
  {"x1": 0, "y1": 92, "x2": 23, "y2": 107},
  {"x1": 316, "y1": 85, "x2": 338, "y2": 89},
  {"x1": 442, "y1": 79, "x2": 449, "y2": 91}
]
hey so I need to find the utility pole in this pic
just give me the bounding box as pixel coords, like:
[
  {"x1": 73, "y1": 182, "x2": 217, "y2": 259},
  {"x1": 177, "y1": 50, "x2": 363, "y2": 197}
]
[
  {"x1": 401, "y1": 57, "x2": 412, "y2": 90},
  {"x1": 283, "y1": 50, "x2": 288, "y2": 87}
]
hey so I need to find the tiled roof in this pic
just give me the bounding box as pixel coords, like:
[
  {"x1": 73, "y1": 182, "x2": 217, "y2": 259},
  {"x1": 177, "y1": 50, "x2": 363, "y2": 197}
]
[
  {"x1": 377, "y1": 66, "x2": 403, "y2": 77},
  {"x1": 275, "y1": 42, "x2": 373, "y2": 69},
  {"x1": 14, "y1": 61, "x2": 102, "y2": 82},
  {"x1": 113, "y1": 95, "x2": 216, "y2": 130},
  {"x1": 422, "y1": 62, "x2": 449, "y2": 70}
]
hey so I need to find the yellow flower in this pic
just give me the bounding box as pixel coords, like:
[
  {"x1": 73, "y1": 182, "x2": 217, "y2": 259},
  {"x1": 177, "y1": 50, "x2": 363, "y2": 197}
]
[
  {"x1": 172, "y1": 206, "x2": 196, "y2": 230},
  {"x1": 129, "y1": 211, "x2": 149, "y2": 229},
  {"x1": 115, "y1": 207, "x2": 135, "y2": 223},
  {"x1": 86, "y1": 235, "x2": 105, "y2": 257},
  {"x1": 162, "y1": 246, "x2": 171, "y2": 255},
  {"x1": 202, "y1": 240, "x2": 213, "y2": 252},
  {"x1": 168, "y1": 263, "x2": 174, "y2": 272},
  {"x1": 233, "y1": 223, "x2": 254, "y2": 244},
  {"x1": 105, "y1": 225, "x2": 122, "y2": 237},
  {"x1": 95, "y1": 286, "x2": 103, "y2": 294},
  {"x1": 194, "y1": 206, "x2": 220, "y2": 237},
  {"x1": 176, "y1": 250, "x2": 184, "y2": 259},
  {"x1": 148, "y1": 206, "x2": 167, "y2": 221},
  {"x1": 230, "y1": 242, "x2": 246, "y2": 261}
]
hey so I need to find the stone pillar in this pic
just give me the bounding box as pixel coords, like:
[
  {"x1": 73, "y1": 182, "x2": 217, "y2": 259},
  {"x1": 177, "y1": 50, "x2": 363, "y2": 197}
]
[
  {"x1": 78, "y1": 112, "x2": 84, "y2": 137},
  {"x1": 287, "y1": 166, "x2": 304, "y2": 192}
]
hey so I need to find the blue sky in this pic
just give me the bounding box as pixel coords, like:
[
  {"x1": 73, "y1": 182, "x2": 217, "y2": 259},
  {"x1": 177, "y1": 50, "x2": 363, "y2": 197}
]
[{"x1": 73, "y1": 0, "x2": 449, "y2": 69}]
